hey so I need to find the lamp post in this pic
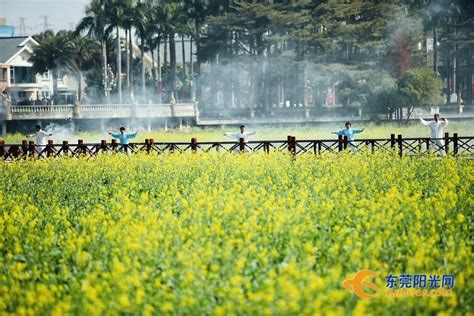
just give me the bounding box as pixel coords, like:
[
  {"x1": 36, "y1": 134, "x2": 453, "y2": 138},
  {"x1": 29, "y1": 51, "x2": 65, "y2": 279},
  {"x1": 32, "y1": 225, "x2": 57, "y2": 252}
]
[{"x1": 102, "y1": 64, "x2": 116, "y2": 104}]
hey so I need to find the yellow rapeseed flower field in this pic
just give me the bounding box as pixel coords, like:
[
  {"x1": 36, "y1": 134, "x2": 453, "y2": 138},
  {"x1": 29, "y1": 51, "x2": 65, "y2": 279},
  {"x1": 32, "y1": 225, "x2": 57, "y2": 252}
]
[{"x1": 0, "y1": 152, "x2": 472, "y2": 315}]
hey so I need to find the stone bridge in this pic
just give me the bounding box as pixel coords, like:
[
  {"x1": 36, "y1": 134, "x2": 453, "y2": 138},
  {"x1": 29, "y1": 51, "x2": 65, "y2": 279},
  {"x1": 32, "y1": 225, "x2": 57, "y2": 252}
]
[{"x1": 1, "y1": 99, "x2": 199, "y2": 134}]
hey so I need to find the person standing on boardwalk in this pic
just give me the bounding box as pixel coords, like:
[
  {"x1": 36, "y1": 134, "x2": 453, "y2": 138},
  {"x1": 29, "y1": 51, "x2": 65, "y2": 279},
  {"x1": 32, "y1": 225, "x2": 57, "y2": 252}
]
[
  {"x1": 224, "y1": 125, "x2": 256, "y2": 152},
  {"x1": 109, "y1": 127, "x2": 138, "y2": 152},
  {"x1": 28, "y1": 124, "x2": 52, "y2": 153},
  {"x1": 419, "y1": 114, "x2": 448, "y2": 155},
  {"x1": 332, "y1": 122, "x2": 364, "y2": 150}
]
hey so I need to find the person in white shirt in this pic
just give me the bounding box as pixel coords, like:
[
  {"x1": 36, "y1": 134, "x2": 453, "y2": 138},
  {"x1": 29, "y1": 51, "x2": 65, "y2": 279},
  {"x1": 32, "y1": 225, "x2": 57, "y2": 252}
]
[
  {"x1": 28, "y1": 124, "x2": 52, "y2": 154},
  {"x1": 419, "y1": 114, "x2": 448, "y2": 156},
  {"x1": 224, "y1": 125, "x2": 256, "y2": 152}
]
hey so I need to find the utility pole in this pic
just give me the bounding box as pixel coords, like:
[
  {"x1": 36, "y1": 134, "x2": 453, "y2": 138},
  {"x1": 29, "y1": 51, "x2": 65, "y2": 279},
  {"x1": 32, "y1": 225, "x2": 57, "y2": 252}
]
[
  {"x1": 18, "y1": 17, "x2": 26, "y2": 36},
  {"x1": 40, "y1": 15, "x2": 49, "y2": 31}
]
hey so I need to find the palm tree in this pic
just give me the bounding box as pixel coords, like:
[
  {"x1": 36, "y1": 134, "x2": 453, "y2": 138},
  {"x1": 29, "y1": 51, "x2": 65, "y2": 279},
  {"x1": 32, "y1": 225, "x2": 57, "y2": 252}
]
[
  {"x1": 161, "y1": 1, "x2": 186, "y2": 101},
  {"x1": 123, "y1": 1, "x2": 137, "y2": 93},
  {"x1": 133, "y1": 1, "x2": 153, "y2": 101},
  {"x1": 30, "y1": 32, "x2": 75, "y2": 102},
  {"x1": 106, "y1": 0, "x2": 134, "y2": 103},
  {"x1": 75, "y1": 0, "x2": 109, "y2": 99},
  {"x1": 184, "y1": 0, "x2": 209, "y2": 101},
  {"x1": 71, "y1": 36, "x2": 100, "y2": 102},
  {"x1": 145, "y1": 3, "x2": 168, "y2": 103}
]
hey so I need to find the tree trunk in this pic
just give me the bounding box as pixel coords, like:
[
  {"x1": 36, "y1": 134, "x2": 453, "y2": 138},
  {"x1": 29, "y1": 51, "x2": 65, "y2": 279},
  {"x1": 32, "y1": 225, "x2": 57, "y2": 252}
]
[
  {"x1": 446, "y1": 48, "x2": 451, "y2": 104},
  {"x1": 181, "y1": 34, "x2": 186, "y2": 76},
  {"x1": 53, "y1": 69, "x2": 59, "y2": 103},
  {"x1": 194, "y1": 26, "x2": 201, "y2": 102},
  {"x1": 141, "y1": 43, "x2": 146, "y2": 102},
  {"x1": 128, "y1": 27, "x2": 133, "y2": 91},
  {"x1": 151, "y1": 50, "x2": 156, "y2": 82},
  {"x1": 157, "y1": 39, "x2": 162, "y2": 103},
  {"x1": 126, "y1": 28, "x2": 130, "y2": 90},
  {"x1": 163, "y1": 36, "x2": 168, "y2": 97},
  {"x1": 190, "y1": 36, "x2": 194, "y2": 102},
  {"x1": 117, "y1": 26, "x2": 122, "y2": 103},
  {"x1": 164, "y1": 36, "x2": 168, "y2": 66},
  {"x1": 433, "y1": 24, "x2": 438, "y2": 74},
  {"x1": 102, "y1": 40, "x2": 108, "y2": 100},
  {"x1": 169, "y1": 32, "x2": 177, "y2": 101},
  {"x1": 77, "y1": 72, "x2": 82, "y2": 102},
  {"x1": 467, "y1": 46, "x2": 472, "y2": 104}
]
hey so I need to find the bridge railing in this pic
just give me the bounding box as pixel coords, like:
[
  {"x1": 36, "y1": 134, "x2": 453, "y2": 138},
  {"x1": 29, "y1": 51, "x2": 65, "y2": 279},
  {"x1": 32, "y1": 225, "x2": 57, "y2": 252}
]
[
  {"x1": 8, "y1": 103, "x2": 196, "y2": 111},
  {"x1": 10, "y1": 105, "x2": 74, "y2": 113},
  {"x1": 1, "y1": 133, "x2": 472, "y2": 161}
]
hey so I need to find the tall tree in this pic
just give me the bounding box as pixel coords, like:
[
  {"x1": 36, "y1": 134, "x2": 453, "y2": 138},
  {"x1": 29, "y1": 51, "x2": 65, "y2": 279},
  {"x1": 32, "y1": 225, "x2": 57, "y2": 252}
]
[
  {"x1": 30, "y1": 31, "x2": 76, "y2": 102},
  {"x1": 133, "y1": 1, "x2": 152, "y2": 100},
  {"x1": 70, "y1": 35, "x2": 100, "y2": 102},
  {"x1": 106, "y1": 0, "x2": 134, "y2": 103},
  {"x1": 75, "y1": 0, "x2": 110, "y2": 100}
]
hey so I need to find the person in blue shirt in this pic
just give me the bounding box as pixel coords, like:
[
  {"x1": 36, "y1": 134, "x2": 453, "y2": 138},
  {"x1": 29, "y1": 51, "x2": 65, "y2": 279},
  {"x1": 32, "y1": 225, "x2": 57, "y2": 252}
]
[
  {"x1": 332, "y1": 122, "x2": 364, "y2": 150},
  {"x1": 109, "y1": 127, "x2": 138, "y2": 152}
]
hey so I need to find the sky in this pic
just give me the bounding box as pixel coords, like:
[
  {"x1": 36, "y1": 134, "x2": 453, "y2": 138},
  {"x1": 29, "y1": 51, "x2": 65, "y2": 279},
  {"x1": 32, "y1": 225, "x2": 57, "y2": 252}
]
[{"x1": 0, "y1": 0, "x2": 90, "y2": 35}]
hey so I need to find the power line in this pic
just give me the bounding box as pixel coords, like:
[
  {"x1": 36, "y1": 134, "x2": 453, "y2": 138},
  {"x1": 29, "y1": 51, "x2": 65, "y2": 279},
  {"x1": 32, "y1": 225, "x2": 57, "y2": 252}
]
[{"x1": 40, "y1": 15, "x2": 49, "y2": 31}]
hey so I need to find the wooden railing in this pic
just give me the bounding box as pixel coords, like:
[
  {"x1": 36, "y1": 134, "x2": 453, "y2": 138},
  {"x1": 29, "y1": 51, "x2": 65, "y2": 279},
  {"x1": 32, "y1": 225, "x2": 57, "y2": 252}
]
[{"x1": 1, "y1": 133, "x2": 473, "y2": 161}]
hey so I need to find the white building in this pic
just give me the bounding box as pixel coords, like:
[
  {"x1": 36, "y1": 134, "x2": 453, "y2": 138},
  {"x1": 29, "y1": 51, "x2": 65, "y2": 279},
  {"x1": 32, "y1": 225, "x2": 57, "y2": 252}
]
[{"x1": 0, "y1": 36, "x2": 76, "y2": 105}]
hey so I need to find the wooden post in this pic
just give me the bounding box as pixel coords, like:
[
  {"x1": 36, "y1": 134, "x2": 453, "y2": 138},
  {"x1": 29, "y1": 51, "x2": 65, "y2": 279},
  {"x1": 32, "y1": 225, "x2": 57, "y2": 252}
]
[
  {"x1": 264, "y1": 142, "x2": 270, "y2": 154},
  {"x1": 390, "y1": 134, "x2": 396, "y2": 149},
  {"x1": 111, "y1": 139, "x2": 118, "y2": 152},
  {"x1": 145, "y1": 139, "x2": 150, "y2": 154},
  {"x1": 291, "y1": 136, "x2": 296, "y2": 155},
  {"x1": 100, "y1": 140, "x2": 107, "y2": 153},
  {"x1": 28, "y1": 141, "x2": 35, "y2": 157},
  {"x1": 397, "y1": 134, "x2": 403, "y2": 157},
  {"x1": 371, "y1": 140, "x2": 375, "y2": 154},
  {"x1": 0, "y1": 140, "x2": 5, "y2": 159},
  {"x1": 453, "y1": 133, "x2": 458, "y2": 156},
  {"x1": 21, "y1": 140, "x2": 28, "y2": 159},
  {"x1": 239, "y1": 137, "x2": 245, "y2": 152},
  {"x1": 318, "y1": 141, "x2": 322, "y2": 155},
  {"x1": 149, "y1": 139, "x2": 154, "y2": 154},
  {"x1": 63, "y1": 141, "x2": 69, "y2": 156},
  {"x1": 444, "y1": 132, "x2": 449, "y2": 155},
  {"x1": 287, "y1": 135, "x2": 292, "y2": 153},
  {"x1": 46, "y1": 140, "x2": 54, "y2": 157},
  {"x1": 11, "y1": 145, "x2": 20, "y2": 159},
  {"x1": 78, "y1": 139, "x2": 87, "y2": 155},
  {"x1": 191, "y1": 138, "x2": 197, "y2": 152},
  {"x1": 343, "y1": 136, "x2": 348, "y2": 150},
  {"x1": 338, "y1": 135, "x2": 343, "y2": 152}
]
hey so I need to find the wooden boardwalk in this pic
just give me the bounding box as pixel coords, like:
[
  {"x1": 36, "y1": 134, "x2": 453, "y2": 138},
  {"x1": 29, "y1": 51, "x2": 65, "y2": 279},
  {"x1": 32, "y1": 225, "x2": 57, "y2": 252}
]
[{"x1": 1, "y1": 134, "x2": 473, "y2": 161}]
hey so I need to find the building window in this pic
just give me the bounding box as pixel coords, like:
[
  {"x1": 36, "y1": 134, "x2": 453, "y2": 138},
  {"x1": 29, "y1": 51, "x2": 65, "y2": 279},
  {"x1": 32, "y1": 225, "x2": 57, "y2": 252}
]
[
  {"x1": 42, "y1": 72, "x2": 50, "y2": 80},
  {"x1": 10, "y1": 66, "x2": 36, "y2": 84},
  {"x1": 18, "y1": 91, "x2": 27, "y2": 99},
  {"x1": 0, "y1": 68, "x2": 6, "y2": 81}
]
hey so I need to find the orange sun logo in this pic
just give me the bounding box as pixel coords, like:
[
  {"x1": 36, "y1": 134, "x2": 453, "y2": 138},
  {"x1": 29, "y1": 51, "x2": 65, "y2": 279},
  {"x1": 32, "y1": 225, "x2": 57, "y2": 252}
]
[{"x1": 343, "y1": 269, "x2": 380, "y2": 299}]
